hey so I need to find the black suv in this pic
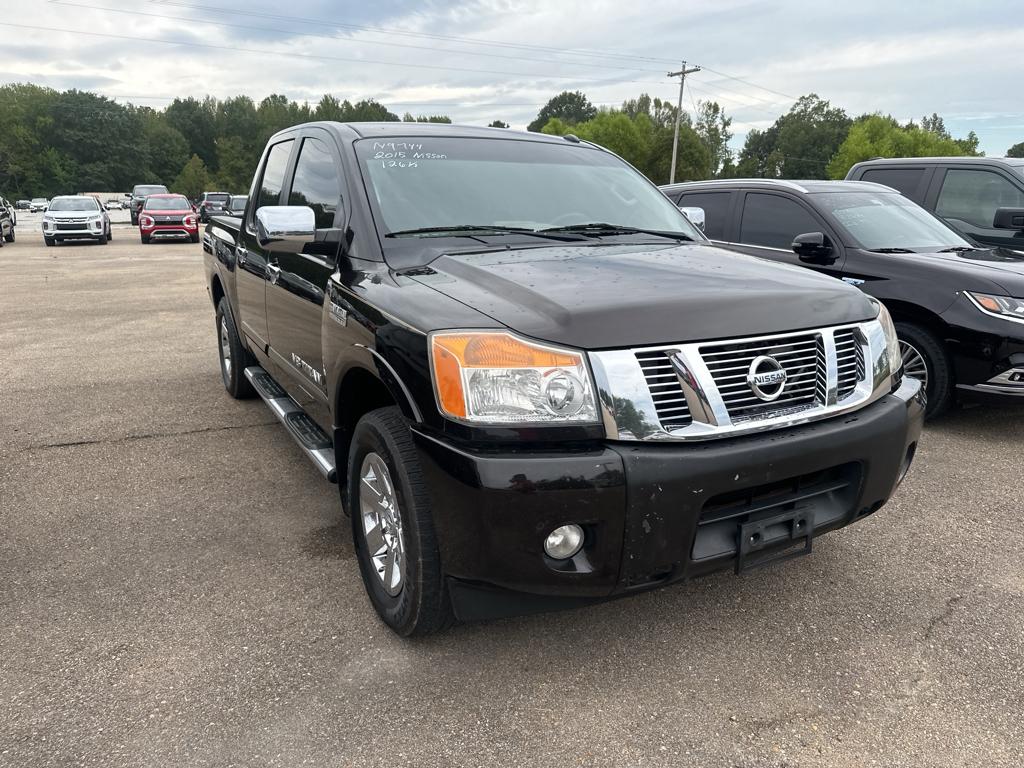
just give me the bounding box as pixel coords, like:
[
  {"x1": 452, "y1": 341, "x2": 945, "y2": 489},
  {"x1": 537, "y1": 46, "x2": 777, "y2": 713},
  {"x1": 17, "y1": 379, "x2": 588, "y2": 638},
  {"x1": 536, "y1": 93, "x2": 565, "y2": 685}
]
[
  {"x1": 662, "y1": 179, "x2": 1024, "y2": 416},
  {"x1": 202, "y1": 123, "x2": 923, "y2": 635},
  {"x1": 129, "y1": 184, "x2": 169, "y2": 225},
  {"x1": 845, "y1": 157, "x2": 1024, "y2": 251}
]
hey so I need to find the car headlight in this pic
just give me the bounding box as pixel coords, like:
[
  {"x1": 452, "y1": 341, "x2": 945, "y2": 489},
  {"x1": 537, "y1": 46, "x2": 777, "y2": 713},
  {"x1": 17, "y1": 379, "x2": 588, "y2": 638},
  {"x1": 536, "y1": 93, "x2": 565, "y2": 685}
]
[
  {"x1": 430, "y1": 331, "x2": 598, "y2": 425},
  {"x1": 966, "y1": 291, "x2": 1024, "y2": 324},
  {"x1": 875, "y1": 302, "x2": 902, "y2": 378}
]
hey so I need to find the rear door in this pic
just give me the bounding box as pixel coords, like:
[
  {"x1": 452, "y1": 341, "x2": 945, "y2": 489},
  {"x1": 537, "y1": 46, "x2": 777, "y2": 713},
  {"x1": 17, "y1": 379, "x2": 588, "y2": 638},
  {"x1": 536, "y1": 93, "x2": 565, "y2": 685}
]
[
  {"x1": 726, "y1": 190, "x2": 847, "y2": 277},
  {"x1": 235, "y1": 138, "x2": 296, "y2": 350},
  {"x1": 929, "y1": 166, "x2": 1024, "y2": 249},
  {"x1": 853, "y1": 165, "x2": 934, "y2": 205},
  {"x1": 264, "y1": 129, "x2": 344, "y2": 407},
  {"x1": 673, "y1": 190, "x2": 736, "y2": 243}
]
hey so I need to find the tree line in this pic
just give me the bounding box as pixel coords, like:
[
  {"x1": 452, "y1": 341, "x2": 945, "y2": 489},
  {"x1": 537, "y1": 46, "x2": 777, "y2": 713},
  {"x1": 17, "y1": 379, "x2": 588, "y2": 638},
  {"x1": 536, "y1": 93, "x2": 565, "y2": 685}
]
[{"x1": 1, "y1": 81, "x2": 1021, "y2": 201}]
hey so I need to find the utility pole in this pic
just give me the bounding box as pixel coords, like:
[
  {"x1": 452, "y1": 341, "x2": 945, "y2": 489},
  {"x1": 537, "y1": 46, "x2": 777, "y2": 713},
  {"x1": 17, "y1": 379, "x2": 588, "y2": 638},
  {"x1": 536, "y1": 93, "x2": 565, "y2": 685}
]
[{"x1": 667, "y1": 61, "x2": 700, "y2": 184}]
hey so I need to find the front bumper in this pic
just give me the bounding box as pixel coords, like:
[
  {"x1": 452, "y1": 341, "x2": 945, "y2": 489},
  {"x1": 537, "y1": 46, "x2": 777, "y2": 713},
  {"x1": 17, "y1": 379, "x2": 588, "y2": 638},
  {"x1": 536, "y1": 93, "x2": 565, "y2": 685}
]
[
  {"x1": 413, "y1": 377, "x2": 924, "y2": 622},
  {"x1": 142, "y1": 225, "x2": 198, "y2": 240},
  {"x1": 42, "y1": 221, "x2": 105, "y2": 239}
]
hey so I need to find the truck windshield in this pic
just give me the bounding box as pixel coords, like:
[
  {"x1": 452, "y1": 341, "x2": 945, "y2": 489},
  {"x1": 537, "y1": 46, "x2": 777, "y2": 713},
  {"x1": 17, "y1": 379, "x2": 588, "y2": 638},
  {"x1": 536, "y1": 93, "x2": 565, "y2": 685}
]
[
  {"x1": 134, "y1": 186, "x2": 167, "y2": 196},
  {"x1": 355, "y1": 136, "x2": 701, "y2": 240},
  {"x1": 48, "y1": 197, "x2": 100, "y2": 212},
  {"x1": 205, "y1": 193, "x2": 230, "y2": 203},
  {"x1": 815, "y1": 191, "x2": 972, "y2": 251}
]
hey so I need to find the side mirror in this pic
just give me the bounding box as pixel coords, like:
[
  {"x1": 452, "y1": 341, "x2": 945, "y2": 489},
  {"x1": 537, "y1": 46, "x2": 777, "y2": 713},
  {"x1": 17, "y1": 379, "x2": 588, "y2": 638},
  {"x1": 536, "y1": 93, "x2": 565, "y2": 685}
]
[
  {"x1": 993, "y1": 207, "x2": 1024, "y2": 231},
  {"x1": 678, "y1": 205, "x2": 706, "y2": 232},
  {"x1": 255, "y1": 206, "x2": 316, "y2": 252},
  {"x1": 792, "y1": 231, "x2": 837, "y2": 265}
]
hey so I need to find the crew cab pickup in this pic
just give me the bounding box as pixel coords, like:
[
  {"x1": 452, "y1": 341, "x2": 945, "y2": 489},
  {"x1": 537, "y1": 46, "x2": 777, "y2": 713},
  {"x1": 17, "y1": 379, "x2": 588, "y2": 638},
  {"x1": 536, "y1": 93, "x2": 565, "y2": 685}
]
[{"x1": 204, "y1": 122, "x2": 924, "y2": 636}]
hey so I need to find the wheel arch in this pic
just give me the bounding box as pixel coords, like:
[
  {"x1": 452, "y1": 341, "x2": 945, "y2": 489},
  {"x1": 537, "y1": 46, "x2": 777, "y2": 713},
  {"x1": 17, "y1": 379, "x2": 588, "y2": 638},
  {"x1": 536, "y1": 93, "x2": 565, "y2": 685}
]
[{"x1": 880, "y1": 299, "x2": 952, "y2": 339}]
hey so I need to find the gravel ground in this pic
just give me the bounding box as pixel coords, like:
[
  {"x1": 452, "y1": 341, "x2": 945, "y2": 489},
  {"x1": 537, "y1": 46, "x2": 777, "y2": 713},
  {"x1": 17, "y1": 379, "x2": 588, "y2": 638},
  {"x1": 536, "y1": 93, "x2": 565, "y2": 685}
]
[{"x1": 1, "y1": 230, "x2": 1022, "y2": 767}]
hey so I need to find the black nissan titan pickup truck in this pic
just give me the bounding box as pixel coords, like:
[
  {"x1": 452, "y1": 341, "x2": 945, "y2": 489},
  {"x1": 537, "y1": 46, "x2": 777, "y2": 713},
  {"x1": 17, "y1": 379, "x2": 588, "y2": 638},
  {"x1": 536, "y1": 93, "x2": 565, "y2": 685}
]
[{"x1": 204, "y1": 122, "x2": 924, "y2": 636}]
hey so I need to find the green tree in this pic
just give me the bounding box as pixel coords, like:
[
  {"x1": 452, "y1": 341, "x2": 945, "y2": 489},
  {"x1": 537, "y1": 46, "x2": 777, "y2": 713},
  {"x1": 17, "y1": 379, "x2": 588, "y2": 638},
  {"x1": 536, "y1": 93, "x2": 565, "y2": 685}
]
[
  {"x1": 171, "y1": 154, "x2": 211, "y2": 201},
  {"x1": 693, "y1": 101, "x2": 733, "y2": 176},
  {"x1": 164, "y1": 97, "x2": 219, "y2": 171},
  {"x1": 736, "y1": 94, "x2": 851, "y2": 179},
  {"x1": 1008, "y1": 142, "x2": 1024, "y2": 158},
  {"x1": 215, "y1": 136, "x2": 256, "y2": 193},
  {"x1": 488, "y1": 120, "x2": 508, "y2": 128},
  {"x1": 139, "y1": 108, "x2": 189, "y2": 185},
  {"x1": 528, "y1": 91, "x2": 596, "y2": 132},
  {"x1": 402, "y1": 113, "x2": 452, "y2": 123},
  {"x1": 827, "y1": 114, "x2": 983, "y2": 178}
]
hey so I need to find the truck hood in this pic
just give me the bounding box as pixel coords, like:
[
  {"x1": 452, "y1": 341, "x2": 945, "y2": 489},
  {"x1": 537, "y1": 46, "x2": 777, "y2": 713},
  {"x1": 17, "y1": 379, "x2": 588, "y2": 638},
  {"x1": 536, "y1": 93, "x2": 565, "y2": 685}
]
[{"x1": 409, "y1": 242, "x2": 875, "y2": 349}]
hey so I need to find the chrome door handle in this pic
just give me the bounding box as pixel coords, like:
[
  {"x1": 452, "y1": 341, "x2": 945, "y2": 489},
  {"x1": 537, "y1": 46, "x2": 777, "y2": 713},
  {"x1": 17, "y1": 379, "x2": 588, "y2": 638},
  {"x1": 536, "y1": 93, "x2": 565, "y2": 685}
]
[
  {"x1": 266, "y1": 262, "x2": 281, "y2": 284},
  {"x1": 235, "y1": 246, "x2": 248, "y2": 265}
]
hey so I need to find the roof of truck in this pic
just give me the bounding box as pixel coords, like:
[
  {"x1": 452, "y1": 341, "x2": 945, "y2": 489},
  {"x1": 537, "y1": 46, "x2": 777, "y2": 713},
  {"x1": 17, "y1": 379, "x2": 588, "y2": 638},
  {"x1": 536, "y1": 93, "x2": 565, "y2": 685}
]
[
  {"x1": 661, "y1": 179, "x2": 898, "y2": 195},
  {"x1": 281, "y1": 121, "x2": 581, "y2": 145}
]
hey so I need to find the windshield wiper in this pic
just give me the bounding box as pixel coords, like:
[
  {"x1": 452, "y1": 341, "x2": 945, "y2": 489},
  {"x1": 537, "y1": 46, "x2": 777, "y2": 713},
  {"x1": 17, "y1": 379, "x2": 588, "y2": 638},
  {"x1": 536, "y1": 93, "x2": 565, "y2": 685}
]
[
  {"x1": 937, "y1": 245, "x2": 986, "y2": 253},
  {"x1": 867, "y1": 247, "x2": 917, "y2": 254},
  {"x1": 539, "y1": 222, "x2": 695, "y2": 242},
  {"x1": 385, "y1": 225, "x2": 585, "y2": 241}
]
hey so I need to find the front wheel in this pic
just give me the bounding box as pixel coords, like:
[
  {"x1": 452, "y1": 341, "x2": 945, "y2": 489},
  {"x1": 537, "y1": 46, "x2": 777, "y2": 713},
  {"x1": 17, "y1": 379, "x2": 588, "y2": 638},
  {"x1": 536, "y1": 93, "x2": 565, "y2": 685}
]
[
  {"x1": 44, "y1": 236, "x2": 55, "y2": 247},
  {"x1": 3, "y1": 227, "x2": 13, "y2": 243},
  {"x1": 349, "y1": 407, "x2": 453, "y2": 637},
  {"x1": 190, "y1": 233, "x2": 200, "y2": 244},
  {"x1": 141, "y1": 234, "x2": 150, "y2": 244},
  {"x1": 215, "y1": 298, "x2": 255, "y2": 398},
  {"x1": 97, "y1": 233, "x2": 108, "y2": 245},
  {"x1": 895, "y1": 321, "x2": 952, "y2": 418},
  {"x1": 130, "y1": 212, "x2": 138, "y2": 226}
]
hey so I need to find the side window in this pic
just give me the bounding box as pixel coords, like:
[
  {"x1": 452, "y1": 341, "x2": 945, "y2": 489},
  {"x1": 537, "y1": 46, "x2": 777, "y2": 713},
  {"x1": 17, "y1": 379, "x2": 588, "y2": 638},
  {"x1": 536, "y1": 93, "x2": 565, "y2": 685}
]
[
  {"x1": 860, "y1": 168, "x2": 927, "y2": 202},
  {"x1": 289, "y1": 136, "x2": 341, "y2": 230},
  {"x1": 738, "y1": 193, "x2": 821, "y2": 249},
  {"x1": 250, "y1": 139, "x2": 294, "y2": 227},
  {"x1": 936, "y1": 169, "x2": 1024, "y2": 228},
  {"x1": 676, "y1": 192, "x2": 731, "y2": 240}
]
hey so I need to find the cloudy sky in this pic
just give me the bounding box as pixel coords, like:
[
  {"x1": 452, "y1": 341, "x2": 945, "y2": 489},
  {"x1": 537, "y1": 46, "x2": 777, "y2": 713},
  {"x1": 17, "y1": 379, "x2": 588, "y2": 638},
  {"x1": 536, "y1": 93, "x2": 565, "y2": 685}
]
[{"x1": 4, "y1": 0, "x2": 1023, "y2": 155}]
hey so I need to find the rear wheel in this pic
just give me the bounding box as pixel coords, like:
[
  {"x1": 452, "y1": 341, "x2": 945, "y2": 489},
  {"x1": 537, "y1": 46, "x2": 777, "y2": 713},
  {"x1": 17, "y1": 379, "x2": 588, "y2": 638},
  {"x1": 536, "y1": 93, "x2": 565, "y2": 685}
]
[
  {"x1": 349, "y1": 407, "x2": 453, "y2": 637},
  {"x1": 895, "y1": 321, "x2": 952, "y2": 418},
  {"x1": 215, "y1": 298, "x2": 255, "y2": 399}
]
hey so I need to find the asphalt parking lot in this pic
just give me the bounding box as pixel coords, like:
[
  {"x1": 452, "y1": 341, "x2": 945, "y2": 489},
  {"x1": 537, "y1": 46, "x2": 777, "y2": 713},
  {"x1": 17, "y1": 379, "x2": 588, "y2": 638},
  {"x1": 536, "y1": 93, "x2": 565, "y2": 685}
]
[{"x1": 1, "y1": 228, "x2": 1022, "y2": 768}]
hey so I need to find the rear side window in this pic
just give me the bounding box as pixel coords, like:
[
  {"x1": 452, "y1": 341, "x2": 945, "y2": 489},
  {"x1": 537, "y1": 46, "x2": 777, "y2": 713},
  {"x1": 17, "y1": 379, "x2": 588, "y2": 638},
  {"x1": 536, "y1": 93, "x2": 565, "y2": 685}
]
[
  {"x1": 936, "y1": 169, "x2": 1024, "y2": 228},
  {"x1": 289, "y1": 136, "x2": 341, "y2": 229},
  {"x1": 859, "y1": 168, "x2": 927, "y2": 202},
  {"x1": 254, "y1": 140, "x2": 294, "y2": 216},
  {"x1": 738, "y1": 193, "x2": 821, "y2": 249},
  {"x1": 676, "y1": 192, "x2": 731, "y2": 240}
]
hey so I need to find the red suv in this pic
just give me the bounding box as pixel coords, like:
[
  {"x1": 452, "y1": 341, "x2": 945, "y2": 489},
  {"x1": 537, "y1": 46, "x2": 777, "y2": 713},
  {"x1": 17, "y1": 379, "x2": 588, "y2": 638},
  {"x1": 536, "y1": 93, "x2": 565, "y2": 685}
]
[{"x1": 139, "y1": 194, "x2": 199, "y2": 244}]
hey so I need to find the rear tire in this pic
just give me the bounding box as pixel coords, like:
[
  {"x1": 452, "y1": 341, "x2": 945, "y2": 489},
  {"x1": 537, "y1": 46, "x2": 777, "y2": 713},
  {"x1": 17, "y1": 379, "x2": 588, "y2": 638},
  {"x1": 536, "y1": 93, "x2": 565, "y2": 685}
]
[
  {"x1": 895, "y1": 321, "x2": 952, "y2": 418},
  {"x1": 215, "y1": 298, "x2": 256, "y2": 399},
  {"x1": 349, "y1": 407, "x2": 453, "y2": 637}
]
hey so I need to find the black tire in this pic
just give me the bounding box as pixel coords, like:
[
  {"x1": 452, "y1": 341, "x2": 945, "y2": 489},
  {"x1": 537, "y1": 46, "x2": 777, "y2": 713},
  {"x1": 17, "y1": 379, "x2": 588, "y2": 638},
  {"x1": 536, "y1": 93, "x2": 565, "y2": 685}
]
[
  {"x1": 3, "y1": 227, "x2": 13, "y2": 243},
  {"x1": 130, "y1": 212, "x2": 138, "y2": 226},
  {"x1": 97, "y1": 233, "x2": 108, "y2": 245},
  {"x1": 141, "y1": 234, "x2": 150, "y2": 244},
  {"x1": 190, "y1": 233, "x2": 200, "y2": 244},
  {"x1": 895, "y1": 321, "x2": 953, "y2": 418},
  {"x1": 107, "y1": 226, "x2": 112, "y2": 242},
  {"x1": 44, "y1": 236, "x2": 54, "y2": 247},
  {"x1": 349, "y1": 407, "x2": 453, "y2": 637},
  {"x1": 215, "y1": 297, "x2": 256, "y2": 399}
]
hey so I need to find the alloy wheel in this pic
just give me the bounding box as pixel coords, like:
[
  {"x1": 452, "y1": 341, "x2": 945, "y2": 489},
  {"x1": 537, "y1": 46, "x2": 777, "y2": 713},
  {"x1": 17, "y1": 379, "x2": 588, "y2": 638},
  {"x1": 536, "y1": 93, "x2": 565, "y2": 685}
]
[
  {"x1": 219, "y1": 316, "x2": 232, "y2": 379},
  {"x1": 359, "y1": 452, "x2": 406, "y2": 596},
  {"x1": 899, "y1": 340, "x2": 928, "y2": 393}
]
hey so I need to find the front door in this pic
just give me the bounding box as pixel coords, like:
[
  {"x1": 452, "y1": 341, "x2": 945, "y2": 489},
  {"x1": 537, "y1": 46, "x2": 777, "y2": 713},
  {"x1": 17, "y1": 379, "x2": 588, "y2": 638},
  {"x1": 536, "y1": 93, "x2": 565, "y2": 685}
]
[
  {"x1": 727, "y1": 191, "x2": 847, "y2": 278},
  {"x1": 933, "y1": 166, "x2": 1024, "y2": 250},
  {"x1": 265, "y1": 131, "x2": 343, "y2": 407},
  {"x1": 235, "y1": 138, "x2": 296, "y2": 350}
]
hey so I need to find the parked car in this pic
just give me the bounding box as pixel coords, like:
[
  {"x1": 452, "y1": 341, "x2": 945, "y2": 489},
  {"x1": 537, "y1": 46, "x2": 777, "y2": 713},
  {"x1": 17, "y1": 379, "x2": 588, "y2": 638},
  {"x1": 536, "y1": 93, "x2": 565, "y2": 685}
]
[
  {"x1": 138, "y1": 193, "x2": 199, "y2": 243},
  {"x1": 0, "y1": 203, "x2": 13, "y2": 245},
  {"x1": 204, "y1": 123, "x2": 922, "y2": 636},
  {"x1": 1, "y1": 196, "x2": 16, "y2": 227},
  {"x1": 105, "y1": 199, "x2": 123, "y2": 210},
  {"x1": 16, "y1": 199, "x2": 31, "y2": 210},
  {"x1": 197, "y1": 191, "x2": 231, "y2": 223},
  {"x1": 845, "y1": 157, "x2": 1024, "y2": 252},
  {"x1": 661, "y1": 179, "x2": 1024, "y2": 416},
  {"x1": 30, "y1": 198, "x2": 49, "y2": 213},
  {"x1": 223, "y1": 194, "x2": 247, "y2": 217},
  {"x1": 41, "y1": 195, "x2": 112, "y2": 246},
  {"x1": 129, "y1": 184, "x2": 169, "y2": 225}
]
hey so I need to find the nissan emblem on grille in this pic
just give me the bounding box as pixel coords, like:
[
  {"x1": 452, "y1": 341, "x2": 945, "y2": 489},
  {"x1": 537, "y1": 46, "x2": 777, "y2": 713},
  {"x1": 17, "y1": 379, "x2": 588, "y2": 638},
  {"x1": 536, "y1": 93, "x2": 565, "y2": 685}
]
[{"x1": 747, "y1": 356, "x2": 787, "y2": 401}]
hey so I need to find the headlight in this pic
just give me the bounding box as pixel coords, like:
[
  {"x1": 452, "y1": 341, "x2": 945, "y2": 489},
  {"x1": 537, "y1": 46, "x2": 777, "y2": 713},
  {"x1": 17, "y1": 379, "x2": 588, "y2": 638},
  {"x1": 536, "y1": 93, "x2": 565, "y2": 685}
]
[
  {"x1": 967, "y1": 291, "x2": 1024, "y2": 324},
  {"x1": 184, "y1": 215, "x2": 197, "y2": 228},
  {"x1": 875, "y1": 302, "x2": 902, "y2": 378},
  {"x1": 140, "y1": 215, "x2": 154, "y2": 228},
  {"x1": 430, "y1": 331, "x2": 598, "y2": 425}
]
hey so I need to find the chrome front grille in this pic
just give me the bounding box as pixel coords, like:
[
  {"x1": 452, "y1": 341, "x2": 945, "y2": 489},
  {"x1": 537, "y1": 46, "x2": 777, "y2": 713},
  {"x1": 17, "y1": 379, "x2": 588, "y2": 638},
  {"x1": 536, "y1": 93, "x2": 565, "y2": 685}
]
[
  {"x1": 591, "y1": 320, "x2": 894, "y2": 442},
  {"x1": 700, "y1": 332, "x2": 821, "y2": 420},
  {"x1": 635, "y1": 350, "x2": 692, "y2": 430}
]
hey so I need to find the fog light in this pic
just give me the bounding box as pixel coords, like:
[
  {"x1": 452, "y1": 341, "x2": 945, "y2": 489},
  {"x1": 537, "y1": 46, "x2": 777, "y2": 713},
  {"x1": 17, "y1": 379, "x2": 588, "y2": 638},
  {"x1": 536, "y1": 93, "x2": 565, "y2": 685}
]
[{"x1": 543, "y1": 524, "x2": 584, "y2": 559}]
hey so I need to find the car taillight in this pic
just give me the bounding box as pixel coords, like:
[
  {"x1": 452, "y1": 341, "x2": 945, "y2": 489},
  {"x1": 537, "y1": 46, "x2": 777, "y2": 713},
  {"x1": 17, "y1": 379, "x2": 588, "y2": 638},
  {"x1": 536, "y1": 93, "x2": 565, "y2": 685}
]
[{"x1": 140, "y1": 215, "x2": 154, "y2": 228}]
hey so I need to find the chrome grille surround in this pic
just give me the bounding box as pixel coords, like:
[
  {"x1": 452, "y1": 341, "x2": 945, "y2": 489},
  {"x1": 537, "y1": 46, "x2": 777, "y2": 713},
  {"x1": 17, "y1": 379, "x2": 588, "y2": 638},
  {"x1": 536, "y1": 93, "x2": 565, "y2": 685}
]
[{"x1": 589, "y1": 319, "x2": 895, "y2": 442}]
